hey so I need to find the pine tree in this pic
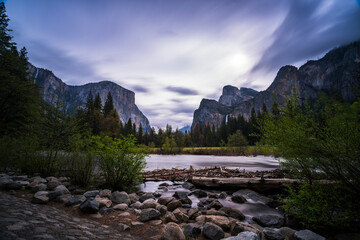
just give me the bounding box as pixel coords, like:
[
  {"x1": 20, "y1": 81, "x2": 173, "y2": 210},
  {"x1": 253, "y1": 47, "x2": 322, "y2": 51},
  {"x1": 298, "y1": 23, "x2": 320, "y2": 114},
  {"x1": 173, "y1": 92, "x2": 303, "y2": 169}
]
[
  {"x1": 94, "y1": 93, "x2": 102, "y2": 110},
  {"x1": 103, "y1": 92, "x2": 114, "y2": 117}
]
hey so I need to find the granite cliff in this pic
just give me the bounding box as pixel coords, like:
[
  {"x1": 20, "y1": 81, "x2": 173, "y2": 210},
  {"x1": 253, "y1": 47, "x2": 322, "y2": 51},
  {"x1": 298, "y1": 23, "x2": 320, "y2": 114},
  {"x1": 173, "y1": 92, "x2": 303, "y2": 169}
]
[
  {"x1": 192, "y1": 40, "x2": 360, "y2": 128},
  {"x1": 28, "y1": 64, "x2": 151, "y2": 131}
]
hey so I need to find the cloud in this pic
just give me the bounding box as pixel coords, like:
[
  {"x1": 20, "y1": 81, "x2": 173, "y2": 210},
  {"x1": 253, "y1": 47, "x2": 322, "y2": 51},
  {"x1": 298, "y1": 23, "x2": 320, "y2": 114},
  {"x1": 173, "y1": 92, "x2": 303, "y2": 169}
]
[
  {"x1": 166, "y1": 86, "x2": 199, "y2": 95},
  {"x1": 131, "y1": 85, "x2": 149, "y2": 93}
]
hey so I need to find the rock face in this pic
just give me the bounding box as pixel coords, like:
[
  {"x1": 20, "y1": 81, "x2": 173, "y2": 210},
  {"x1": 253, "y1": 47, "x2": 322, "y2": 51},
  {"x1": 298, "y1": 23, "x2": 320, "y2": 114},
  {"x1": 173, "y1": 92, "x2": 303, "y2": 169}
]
[
  {"x1": 28, "y1": 64, "x2": 151, "y2": 131},
  {"x1": 192, "y1": 41, "x2": 360, "y2": 128}
]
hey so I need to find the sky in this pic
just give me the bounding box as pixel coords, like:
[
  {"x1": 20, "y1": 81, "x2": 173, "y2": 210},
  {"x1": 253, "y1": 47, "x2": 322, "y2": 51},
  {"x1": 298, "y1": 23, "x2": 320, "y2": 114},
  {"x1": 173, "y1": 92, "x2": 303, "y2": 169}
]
[{"x1": 4, "y1": 0, "x2": 360, "y2": 129}]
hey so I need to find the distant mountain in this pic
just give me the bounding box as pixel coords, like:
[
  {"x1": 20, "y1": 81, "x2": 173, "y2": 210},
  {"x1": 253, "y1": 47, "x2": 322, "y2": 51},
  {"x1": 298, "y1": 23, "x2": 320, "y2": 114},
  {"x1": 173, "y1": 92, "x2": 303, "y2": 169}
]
[
  {"x1": 28, "y1": 64, "x2": 151, "y2": 132},
  {"x1": 179, "y1": 125, "x2": 191, "y2": 133},
  {"x1": 192, "y1": 40, "x2": 360, "y2": 128}
]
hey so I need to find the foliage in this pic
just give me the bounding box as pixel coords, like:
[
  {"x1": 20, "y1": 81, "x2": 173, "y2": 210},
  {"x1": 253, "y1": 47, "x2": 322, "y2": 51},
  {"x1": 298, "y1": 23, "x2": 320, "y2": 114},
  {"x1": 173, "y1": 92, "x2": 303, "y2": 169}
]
[
  {"x1": 92, "y1": 135, "x2": 147, "y2": 191},
  {"x1": 227, "y1": 130, "x2": 248, "y2": 147},
  {"x1": 161, "y1": 136, "x2": 179, "y2": 154}
]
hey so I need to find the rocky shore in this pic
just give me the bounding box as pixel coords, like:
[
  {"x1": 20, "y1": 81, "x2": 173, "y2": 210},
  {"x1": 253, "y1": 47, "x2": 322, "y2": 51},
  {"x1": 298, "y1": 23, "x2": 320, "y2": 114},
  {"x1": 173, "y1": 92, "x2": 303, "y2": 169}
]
[{"x1": 0, "y1": 171, "x2": 338, "y2": 240}]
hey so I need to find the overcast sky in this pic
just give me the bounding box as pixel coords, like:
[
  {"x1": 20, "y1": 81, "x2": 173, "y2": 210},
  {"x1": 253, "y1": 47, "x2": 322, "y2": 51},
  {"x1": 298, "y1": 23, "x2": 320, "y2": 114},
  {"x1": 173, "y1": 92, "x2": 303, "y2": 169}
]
[{"x1": 5, "y1": 0, "x2": 360, "y2": 129}]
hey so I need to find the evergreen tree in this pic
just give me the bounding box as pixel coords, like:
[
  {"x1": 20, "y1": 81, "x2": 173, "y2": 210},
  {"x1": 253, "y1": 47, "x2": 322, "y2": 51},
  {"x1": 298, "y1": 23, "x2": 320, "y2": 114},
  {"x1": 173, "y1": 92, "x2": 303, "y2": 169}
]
[
  {"x1": 103, "y1": 92, "x2": 114, "y2": 117},
  {"x1": 94, "y1": 93, "x2": 102, "y2": 110},
  {"x1": 137, "y1": 123, "x2": 143, "y2": 144}
]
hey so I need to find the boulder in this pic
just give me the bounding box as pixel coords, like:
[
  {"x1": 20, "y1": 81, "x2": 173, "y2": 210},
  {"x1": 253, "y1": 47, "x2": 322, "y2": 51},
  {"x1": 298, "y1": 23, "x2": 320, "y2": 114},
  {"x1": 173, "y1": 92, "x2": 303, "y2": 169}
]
[
  {"x1": 79, "y1": 198, "x2": 99, "y2": 213},
  {"x1": 205, "y1": 209, "x2": 227, "y2": 216},
  {"x1": 179, "y1": 197, "x2": 192, "y2": 205},
  {"x1": 54, "y1": 185, "x2": 70, "y2": 195},
  {"x1": 173, "y1": 191, "x2": 189, "y2": 199},
  {"x1": 198, "y1": 198, "x2": 216, "y2": 207},
  {"x1": 161, "y1": 222, "x2": 185, "y2": 240},
  {"x1": 156, "y1": 205, "x2": 168, "y2": 216},
  {"x1": 167, "y1": 200, "x2": 182, "y2": 212},
  {"x1": 263, "y1": 228, "x2": 284, "y2": 240},
  {"x1": 46, "y1": 176, "x2": 58, "y2": 182},
  {"x1": 205, "y1": 215, "x2": 231, "y2": 231},
  {"x1": 99, "y1": 189, "x2": 112, "y2": 198},
  {"x1": 203, "y1": 222, "x2": 225, "y2": 240},
  {"x1": 111, "y1": 191, "x2": 131, "y2": 205},
  {"x1": 47, "y1": 190, "x2": 65, "y2": 201},
  {"x1": 207, "y1": 200, "x2": 223, "y2": 210},
  {"x1": 219, "y1": 192, "x2": 227, "y2": 199},
  {"x1": 30, "y1": 176, "x2": 47, "y2": 184},
  {"x1": 208, "y1": 192, "x2": 219, "y2": 199},
  {"x1": 83, "y1": 190, "x2": 100, "y2": 198},
  {"x1": 158, "y1": 196, "x2": 174, "y2": 205},
  {"x1": 32, "y1": 191, "x2": 49, "y2": 204},
  {"x1": 224, "y1": 231, "x2": 259, "y2": 240},
  {"x1": 128, "y1": 193, "x2": 139, "y2": 203},
  {"x1": 278, "y1": 227, "x2": 296, "y2": 240},
  {"x1": 95, "y1": 195, "x2": 112, "y2": 208},
  {"x1": 231, "y1": 195, "x2": 247, "y2": 204},
  {"x1": 141, "y1": 198, "x2": 158, "y2": 209},
  {"x1": 58, "y1": 177, "x2": 69, "y2": 182},
  {"x1": 294, "y1": 230, "x2": 326, "y2": 240},
  {"x1": 119, "y1": 223, "x2": 131, "y2": 232},
  {"x1": 54, "y1": 194, "x2": 71, "y2": 203},
  {"x1": 100, "y1": 206, "x2": 115, "y2": 215},
  {"x1": 139, "y1": 192, "x2": 155, "y2": 203},
  {"x1": 164, "y1": 211, "x2": 179, "y2": 223},
  {"x1": 188, "y1": 208, "x2": 201, "y2": 220},
  {"x1": 184, "y1": 223, "x2": 202, "y2": 238},
  {"x1": 130, "y1": 201, "x2": 142, "y2": 209},
  {"x1": 191, "y1": 189, "x2": 208, "y2": 198},
  {"x1": 5, "y1": 181, "x2": 23, "y2": 190},
  {"x1": 182, "y1": 181, "x2": 195, "y2": 190},
  {"x1": 140, "y1": 208, "x2": 161, "y2": 222},
  {"x1": 31, "y1": 183, "x2": 47, "y2": 193},
  {"x1": 252, "y1": 215, "x2": 285, "y2": 228},
  {"x1": 173, "y1": 208, "x2": 189, "y2": 223},
  {"x1": 65, "y1": 195, "x2": 86, "y2": 206},
  {"x1": 159, "y1": 182, "x2": 170, "y2": 187},
  {"x1": 46, "y1": 181, "x2": 61, "y2": 190},
  {"x1": 113, "y1": 203, "x2": 129, "y2": 211},
  {"x1": 219, "y1": 207, "x2": 245, "y2": 221}
]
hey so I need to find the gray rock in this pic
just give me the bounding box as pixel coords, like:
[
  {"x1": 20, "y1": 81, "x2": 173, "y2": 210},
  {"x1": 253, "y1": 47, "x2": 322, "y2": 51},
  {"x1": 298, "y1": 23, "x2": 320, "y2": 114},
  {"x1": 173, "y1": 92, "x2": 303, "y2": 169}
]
[
  {"x1": 182, "y1": 204, "x2": 191, "y2": 209},
  {"x1": 173, "y1": 191, "x2": 189, "y2": 199},
  {"x1": 139, "y1": 192, "x2": 155, "y2": 203},
  {"x1": 47, "y1": 190, "x2": 65, "y2": 201},
  {"x1": 203, "y1": 222, "x2": 225, "y2": 240},
  {"x1": 294, "y1": 230, "x2": 326, "y2": 240},
  {"x1": 156, "y1": 205, "x2": 168, "y2": 216},
  {"x1": 161, "y1": 222, "x2": 185, "y2": 240},
  {"x1": 278, "y1": 227, "x2": 296, "y2": 240},
  {"x1": 32, "y1": 191, "x2": 49, "y2": 204},
  {"x1": 231, "y1": 195, "x2": 247, "y2": 204},
  {"x1": 159, "y1": 182, "x2": 170, "y2": 187},
  {"x1": 113, "y1": 203, "x2": 129, "y2": 211},
  {"x1": 140, "y1": 208, "x2": 161, "y2": 222},
  {"x1": 223, "y1": 231, "x2": 259, "y2": 240},
  {"x1": 141, "y1": 198, "x2": 158, "y2": 209},
  {"x1": 184, "y1": 223, "x2": 202, "y2": 238},
  {"x1": 130, "y1": 201, "x2": 142, "y2": 209},
  {"x1": 198, "y1": 198, "x2": 216, "y2": 207},
  {"x1": 252, "y1": 215, "x2": 284, "y2": 228},
  {"x1": 180, "y1": 197, "x2": 192, "y2": 205},
  {"x1": 79, "y1": 198, "x2": 99, "y2": 213},
  {"x1": 158, "y1": 196, "x2": 174, "y2": 205},
  {"x1": 263, "y1": 228, "x2": 284, "y2": 240},
  {"x1": 31, "y1": 183, "x2": 47, "y2": 193},
  {"x1": 83, "y1": 190, "x2": 100, "y2": 198},
  {"x1": 55, "y1": 194, "x2": 71, "y2": 203},
  {"x1": 46, "y1": 181, "x2": 61, "y2": 190},
  {"x1": 206, "y1": 209, "x2": 227, "y2": 216},
  {"x1": 192, "y1": 189, "x2": 208, "y2": 198},
  {"x1": 54, "y1": 185, "x2": 70, "y2": 195},
  {"x1": 164, "y1": 211, "x2": 178, "y2": 223},
  {"x1": 219, "y1": 192, "x2": 227, "y2": 199},
  {"x1": 99, "y1": 189, "x2": 112, "y2": 198},
  {"x1": 207, "y1": 200, "x2": 223, "y2": 210},
  {"x1": 58, "y1": 177, "x2": 69, "y2": 182},
  {"x1": 182, "y1": 181, "x2": 195, "y2": 190},
  {"x1": 128, "y1": 193, "x2": 139, "y2": 203},
  {"x1": 65, "y1": 195, "x2": 86, "y2": 206},
  {"x1": 100, "y1": 206, "x2": 115, "y2": 215},
  {"x1": 5, "y1": 181, "x2": 23, "y2": 190},
  {"x1": 208, "y1": 192, "x2": 219, "y2": 199},
  {"x1": 167, "y1": 200, "x2": 182, "y2": 212},
  {"x1": 111, "y1": 191, "x2": 131, "y2": 205},
  {"x1": 188, "y1": 208, "x2": 201, "y2": 220},
  {"x1": 119, "y1": 223, "x2": 130, "y2": 232},
  {"x1": 173, "y1": 208, "x2": 189, "y2": 223},
  {"x1": 30, "y1": 176, "x2": 47, "y2": 184},
  {"x1": 219, "y1": 207, "x2": 245, "y2": 221},
  {"x1": 16, "y1": 180, "x2": 30, "y2": 187}
]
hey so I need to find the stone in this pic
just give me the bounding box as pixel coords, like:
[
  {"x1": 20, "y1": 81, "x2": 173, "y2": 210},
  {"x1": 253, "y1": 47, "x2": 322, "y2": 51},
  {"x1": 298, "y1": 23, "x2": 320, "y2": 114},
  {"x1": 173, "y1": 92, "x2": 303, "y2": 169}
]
[
  {"x1": 128, "y1": 193, "x2": 139, "y2": 203},
  {"x1": 65, "y1": 195, "x2": 86, "y2": 206},
  {"x1": 111, "y1": 191, "x2": 131, "y2": 205},
  {"x1": 79, "y1": 198, "x2": 99, "y2": 214},
  {"x1": 180, "y1": 197, "x2": 192, "y2": 205},
  {"x1": 47, "y1": 190, "x2": 65, "y2": 201},
  {"x1": 205, "y1": 215, "x2": 231, "y2": 231},
  {"x1": 224, "y1": 231, "x2": 259, "y2": 240},
  {"x1": 230, "y1": 221, "x2": 245, "y2": 236},
  {"x1": 219, "y1": 207, "x2": 245, "y2": 221},
  {"x1": 231, "y1": 195, "x2": 247, "y2": 204},
  {"x1": 230, "y1": 222, "x2": 262, "y2": 237},
  {"x1": 30, "y1": 176, "x2": 47, "y2": 184},
  {"x1": 32, "y1": 191, "x2": 49, "y2": 204},
  {"x1": 219, "y1": 192, "x2": 227, "y2": 199},
  {"x1": 58, "y1": 177, "x2": 69, "y2": 182},
  {"x1": 46, "y1": 176, "x2": 59, "y2": 182},
  {"x1": 113, "y1": 203, "x2": 129, "y2": 211},
  {"x1": 72, "y1": 189, "x2": 85, "y2": 195},
  {"x1": 130, "y1": 201, "x2": 142, "y2": 209},
  {"x1": 158, "y1": 196, "x2": 174, "y2": 205},
  {"x1": 100, "y1": 207, "x2": 115, "y2": 215},
  {"x1": 131, "y1": 221, "x2": 144, "y2": 226},
  {"x1": 140, "y1": 208, "x2": 161, "y2": 222},
  {"x1": 207, "y1": 200, "x2": 223, "y2": 210},
  {"x1": 119, "y1": 223, "x2": 130, "y2": 232},
  {"x1": 183, "y1": 223, "x2": 202, "y2": 238},
  {"x1": 156, "y1": 205, "x2": 168, "y2": 216},
  {"x1": 173, "y1": 191, "x2": 189, "y2": 199},
  {"x1": 139, "y1": 192, "x2": 155, "y2": 203},
  {"x1": 118, "y1": 212, "x2": 130, "y2": 217},
  {"x1": 263, "y1": 228, "x2": 284, "y2": 240},
  {"x1": 191, "y1": 189, "x2": 208, "y2": 198},
  {"x1": 182, "y1": 181, "x2": 195, "y2": 190},
  {"x1": 198, "y1": 198, "x2": 216, "y2": 207},
  {"x1": 164, "y1": 212, "x2": 178, "y2": 223},
  {"x1": 31, "y1": 183, "x2": 47, "y2": 193},
  {"x1": 167, "y1": 200, "x2": 182, "y2": 212},
  {"x1": 5, "y1": 181, "x2": 23, "y2": 190},
  {"x1": 83, "y1": 190, "x2": 100, "y2": 198},
  {"x1": 159, "y1": 182, "x2": 170, "y2": 187},
  {"x1": 278, "y1": 227, "x2": 296, "y2": 240},
  {"x1": 99, "y1": 189, "x2": 112, "y2": 198},
  {"x1": 252, "y1": 215, "x2": 284, "y2": 228},
  {"x1": 188, "y1": 208, "x2": 201, "y2": 220},
  {"x1": 208, "y1": 192, "x2": 219, "y2": 199},
  {"x1": 150, "y1": 219, "x2": 162, "y2": 225},
  {"x1": 16, "y1": 180, "x2": 30, "y2": 187},
  {"x1": 160, "y1": 222, "x2": 185, "y2": 240},
  {"x1": 141, "y1": 198, "x2": 158, "y2": 209},
  {"x1": 294, "y1": 230, "x2": 326, "y2": 240},
  {"x1": 95, "y1": 195, "x2": 112, "y2": 208},
  {"x1": 205, "y1": 209, "x2": 227, "y2": 216},
  {"x1": 173, "y1": 208, "x2": 189, "y2": 223},
  {"x1": 46, "y1": 181, "x2": 61, "y2": 190},
  {"x1": 203, "y1": 222, "x2": 225, "y2": 240},
  {"x1": 55, "y1": 194, "x2": 71, "y2": 203},
  {"x1": 54, "y1": 185, "x2": 70, "y2": 195}
]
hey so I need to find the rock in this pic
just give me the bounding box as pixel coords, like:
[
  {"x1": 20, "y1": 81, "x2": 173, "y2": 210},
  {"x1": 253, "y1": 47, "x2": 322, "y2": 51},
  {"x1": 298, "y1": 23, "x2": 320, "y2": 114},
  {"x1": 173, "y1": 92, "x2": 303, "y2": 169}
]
[
  {"x1": 55, "y1": 194, "x2": 71, "y2": 203},
  {"x1": 159, "y1": 182, "x2": 170, "y2": 187},
  {"x1": 231, "y1": 222, "x2": 262, "y2": 236},
  {"x1": 191, "y1": 189, "x2": 208, "y2": 198},
  {"x1": 230, "y1": 221, "x2": 245, "y2": 236},
  {"x1": 294, "y1": 230, "x2": 326, "y2": 240},
  {"x1": 198, "y1": 198, "x2": 216, "y2": 207},
  {"x1": 113, "y1": 203, "x2": 129, "y2": 211},
  {"x1": 150, "y1": 219, "x2": 162, "y2": 225},
  {"x1": 111, "y1": 191, "x2": 131, "y2": 205},
  {"x1": 32, "y1": 191, "x2": 49, "y2": 204},
  {"x1": 130, "y1": 201, "x2": 142, "y2": 209},
  {"x1": 139, "y1": 192, "x2": 155, "y2": 203},
  {"x1": 208, "y1": 192, "x2": 219, "y2": 199},
  {"x1": 173, "y1": 208, "x2": 189, "y2": 223},
  {"x1": 206, "y1": 209, "x2": 227, "y2": 216},
  {"x1": 167, "y1": 200, "x2": 182, "y2": 212},
  {"x1": 173, "y1": 191, "x2": 189, "y2": 199},
  {"x1": 119, "y1": 223, "x2": 130, "y2": 232},
  {"x1": 203, "y1": 222, "x2": 225, "y2": 240},
  {"x1": 5, "y1": 181, "x2": 23, "y2": 190},
  {"x1": 46, "y1": 181, "x2": 61, "y2": 190},
  {"x1": 72, "y1": 189, "x2": 85, "y2": 195},
  {"x1": 263, "y1": 228, "x2": 284, "y2": 240},
  {"x1": 219, "y1": 207, "x2": 245, "y2": 221},
  {"x1": 119, "y1": 212, "x2": 130, "y2": 217},
  {"x1": 79, "y1": 198, "x2": 99, "y2": 214},
  {"x1": 182, "y1": 181, "x2": 195, "y2": 190},
  {"x1": 207, "y1": 200, "x2": 223, "y2": 210},
  {"x1": 252, "y1": 215, "x2": 284, "y2": 228},
  {"x1": 224, "y1": 231, "x2": 259, "y2": 240},
  {"x1": 30, "y1": 176, "x2": 46, "y2": 184},
  {"x1": 184, "y1": 223, "x2": 202, "y2": 238},
  {"x1": 83, "y1": 190, "x2": 100, "y2": 198},
  {"x1": 278, "y1": 227, "x2": 296, "y2": 240},
  {"x1": 65, "y1": 195, "x2": 86, "y2": 206},
  {"x1": 16, "y1": 180, "x2": 30, "y2": 187},
  {"x1": 128, "y1": 193, "x2": 139, "y2": 203},
  {"x1": 58, "y1": 176, "x2": 69, "y2": 182},
  {"x1": 231, "y1": 195, "x2": 247, "y2": 204},
  {"x1": 46, "y1": 176, "x2": 58, "y2": 182},
  {"x1": 205, "y1": 215, "x2": 231, "y2": 231},
  {"x1": 219, "y1": 192, "x2": 227, "y2": 199},
  {"x1": 141, "y1": 198, "x2": 158, "y2": 209},
  {"x1": 188, "y1": 208, "x2": 201, "y2": 220},
  {"x1": 161, "y1": 222, "x2": 185, "y2": 240},
  {"x1": 47, "y1": 190, "x2": 65, "y2": 201},
  {"x1": 158, "y1": 196, "x2": 174, "y2": 205},
  {"x1": 99, "y1": 189, "x2": 112, "y2": 198},
  {"x1": 140, "y1": 208, "x2": 161, "y2": 222},
  {"x1": 31, "y1": 183, "x2": 47, "y2": 193},
  {"x1": 156, "y1": 205, "x2": 168, "y2": 216},
  {"x1": 54, "y1": 185, "x2": 70, "y2": 195},
  {"x1": 164, "y1": 211, "x2": 178, "y2": 223},
  {"x1": 153, "y1": 191, "x2": 162, "y2": 198},
  {"x1": 95, "y1": 195, "x2": 112, "y2": 208},
  {"x1": 100, "y1": 206, "x2": 115, "y2": 215},
  {"x1": 180, "y1": 197, "x2": 192, "y2": 205},
  {"x1": 131, "y1": 221, "x2": 144, "y2": 226}
]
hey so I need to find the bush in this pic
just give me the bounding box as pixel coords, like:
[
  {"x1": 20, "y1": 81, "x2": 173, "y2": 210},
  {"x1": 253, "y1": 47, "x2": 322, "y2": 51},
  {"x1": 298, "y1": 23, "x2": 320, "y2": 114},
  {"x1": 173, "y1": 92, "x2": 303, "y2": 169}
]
[{"x1": 92, "y1": 135, "x2": 147, "y2": 191}]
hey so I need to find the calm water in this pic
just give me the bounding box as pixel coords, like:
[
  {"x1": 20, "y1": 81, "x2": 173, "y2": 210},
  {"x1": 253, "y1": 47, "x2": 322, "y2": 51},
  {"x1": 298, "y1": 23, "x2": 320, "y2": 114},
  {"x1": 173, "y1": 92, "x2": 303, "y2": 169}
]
[{"x1": 145, "y1": 154, "x2": 281, "y2": 172}]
